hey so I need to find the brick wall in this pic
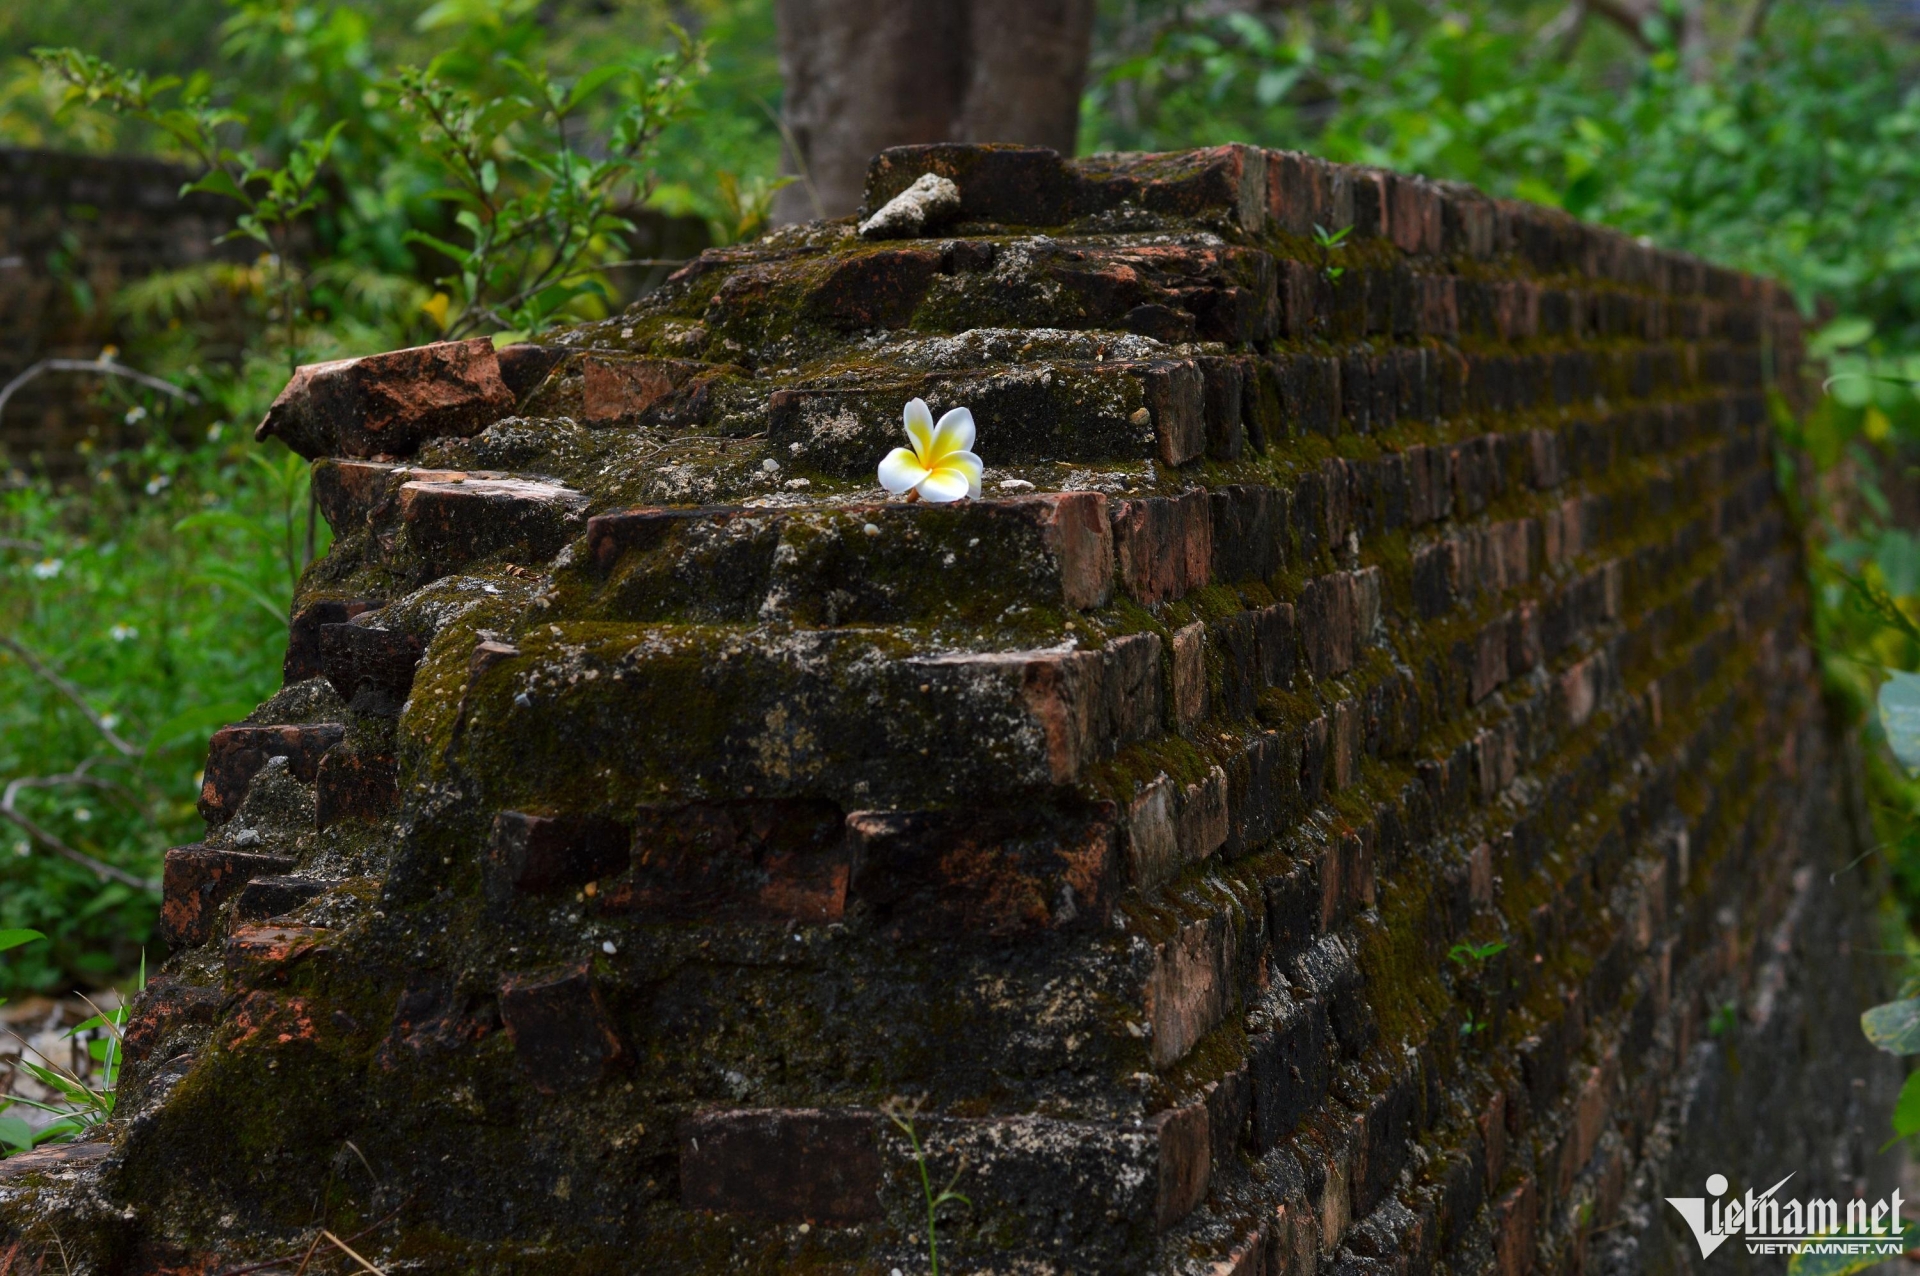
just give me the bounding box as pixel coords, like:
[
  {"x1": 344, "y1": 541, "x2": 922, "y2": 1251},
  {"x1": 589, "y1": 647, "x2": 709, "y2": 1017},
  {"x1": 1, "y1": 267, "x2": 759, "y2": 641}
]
[
  {"x1": 0, "y1": 147, "x2": 233, "y2": 473},
  {"x1": 0, "y1": 143, "x2": 1894, "y2": 1274}
]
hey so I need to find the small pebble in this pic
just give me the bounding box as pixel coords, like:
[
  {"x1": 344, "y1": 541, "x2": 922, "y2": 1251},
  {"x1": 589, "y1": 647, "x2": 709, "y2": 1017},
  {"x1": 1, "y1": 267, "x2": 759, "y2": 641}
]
[
  {"x1": 761, "y1": 458, "x2": 780, "y2": 473},
  {"x1": 862, "y1": 523, "x2": 880, "y2": 537},
  {"x1": 602, "y1": 940, "x2": 617, "y2": 955}
]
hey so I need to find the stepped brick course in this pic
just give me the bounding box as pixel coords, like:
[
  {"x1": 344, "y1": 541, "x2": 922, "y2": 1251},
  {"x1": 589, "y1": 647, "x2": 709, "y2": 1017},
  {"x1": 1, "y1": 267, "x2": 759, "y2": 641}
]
[{"x1": 0, "y1": 143, "x2": 1896, "y2": 1273}]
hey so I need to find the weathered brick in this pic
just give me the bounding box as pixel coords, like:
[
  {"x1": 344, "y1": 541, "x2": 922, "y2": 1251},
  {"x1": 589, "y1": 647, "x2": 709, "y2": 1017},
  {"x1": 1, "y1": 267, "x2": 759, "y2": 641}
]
[
  {"x1": 1209, "y1": 485, "x2": 1283, "y2": 583},
  {"x1": 397, "y1": 476, "x2": 588, "y2": 582},
  {"x1": 120, "y1": 976, "x2": 223, "y2": 1062},
  {"x1": 1153, "y1": 1101, "x2": 1212, "y2": 1228},
  {"x1": 314, "y1": 747, "x2": 398, "y2": 829},
  {"x1": 160, "y1": 845, "x2": 296, "y2": 948},
  {"x1": 1172, "y1": 622, "x2": 1208, "y2": 728},
  {"x1": 283, "y1": 597, "x2": 380, "y2": 684},
  {"x1": 1249, "y1": 994, "x2": 1331, "y2": 1150},
  {"x1": 317, "y1": 624, "x2": 423, "y2": 712},
  {"x1": 1212, "y1": 611, "x2": 1258, "y2": 719},
  {"x1": 255, "y1": 337, "x2": 515, "y2": 459},
  {"x1": 198, "y1": 723, "x2": 344, "y2": 825},
  {"x1": 1492, "y1": 1178, "x2": 1538, "y2": 1276},
  {"x1": 598, "y1": 801, "x2": 849, "y2": 923},
  {"x1": 231, "y1": 876, "x2": 334, "y2": 923},
  {"x1": 1112, "y1": 492, "x2": 1211, "y2": 605},
  {"x1": 498, "y1": 963, "x2": 624, "y2": 1091},
  {"x1": 1298, "y1": 573, "x2": 1355, "y2": 680},
  {"x1": 847, "y1": 805, "x2": 1120, "y2": 935},
  {"x1": 1144, "y1": 913, "x2": 1232, "y2": 1068},
  {"x1": 573, "y1": 354, "x2": 729, "y2": 425},
  {"x1": 1176, "y1": 767, "x2": 1230, "y2": 863},
  {"x1": 681, "y1": 1107, "x2": 883, "y2": 1223},
  {"x1": 486, "y1": 811, "x2": 632, "y2": 900}
]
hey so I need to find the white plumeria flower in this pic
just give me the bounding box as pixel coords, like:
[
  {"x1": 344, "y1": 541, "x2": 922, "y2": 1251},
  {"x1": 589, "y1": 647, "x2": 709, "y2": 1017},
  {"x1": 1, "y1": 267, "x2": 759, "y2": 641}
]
[{"x1": 877, "y1": 398, "x2": 982, "y2": 504}]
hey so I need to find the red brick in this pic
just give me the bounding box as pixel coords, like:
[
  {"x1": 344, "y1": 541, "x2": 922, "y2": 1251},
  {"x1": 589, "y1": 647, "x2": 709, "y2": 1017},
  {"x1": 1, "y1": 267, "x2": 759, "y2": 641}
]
[
  {"x1": 498, "y1": 963, "x2": 624, "y2": 1091},
  {"x1": 598, "y1": 800, "x2": 849, "y2": 923},
  {"x1": 1493, "y1": 1178, "x2": 1538, "y2": 1276},
  {"x1": 256, "y1": 337, "x2": 514, "y2": 460},
  {"x1": 680, "y1": 1107, "x2": 882, "y2": 1223},
  {"x1": 1176, "y1": 766, "x2": 1229, "y2": 863},
  {"x1": 283, "y1": 597, "x2": 380, "y2": 684},
  {"x1": 845, "y1": 805, "x2": 1120, "y2": 935},
  {"x1": 1144, "y1": 360, "x2": 1207, "y2": 465},
  {"x1": 120, "y1": 976, "x2": 223, "y2": 1061},
  {"x1": 579, "y1": 355, "x2": 714, "y2": 422},
  {"x1": 1111, "y1": 492, "x2": 1211, "y2": 605},
  {"x1": 198, "y1": 723, "x2": 344, "y2": 825},
  {"x1": 159, "y1": 845, "x2": 296, "y2": 948},
  {"x1": 231, "y1": 875, "x2": 334, "y2": 924},
  {"x1": 317, "y1": 624, "x2": 423, "y2": 710},
  {"x1": 486, "y1": 811, "x2": 632, "y2": 899},
  {"x1": 397, "y1": 476, "x2": 588, "y2": 581},
  {"x1": 1388, "y1": 175, "x2": 1445, "y2": 256},
  {"x1": 1127, "y1": 777, "x2": 1180, "y2": 890},
  {"x1": 314, "y1": 748, "x2": 398, "y2": 829},
  {"x1": 1144, "y1": 913, "x2": 1232, "y2": 1067},
  {"x1": 1152, "y1": 1101, "x2": 1212, "y2": 1228},
  {"x1": 1171, "y1": 622, "x2": 1208, "y2": 728},
  {"x1": 494, "y1": 341, "x2": 565, "y2": 398}
]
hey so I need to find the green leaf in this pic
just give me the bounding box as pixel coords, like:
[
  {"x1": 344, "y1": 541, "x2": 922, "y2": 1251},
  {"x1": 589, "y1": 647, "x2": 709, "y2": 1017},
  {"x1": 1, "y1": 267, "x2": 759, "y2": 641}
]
[
  {"x1": 1893, "y1": 1069, "x2": 1920, "y2": 1140},
  {"x1": 1878, "y1": 674, "x2": 1920, "y2": 773},
  {"x1": 1862, "y1": 996, "x2": 1920, "y2": 1054},
  {"x1": 0, "y1": 930, "x2": 45, "y2": 955},
  {"x1": 0, "y1": 1116, "x2": 31, "y2": 1152}
]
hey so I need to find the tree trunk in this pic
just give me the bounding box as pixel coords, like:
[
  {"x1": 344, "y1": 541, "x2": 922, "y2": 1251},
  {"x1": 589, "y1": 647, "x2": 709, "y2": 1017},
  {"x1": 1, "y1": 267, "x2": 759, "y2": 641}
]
[{"x1": 772, "y1": 0, "x2": 1096, "y2": 224}]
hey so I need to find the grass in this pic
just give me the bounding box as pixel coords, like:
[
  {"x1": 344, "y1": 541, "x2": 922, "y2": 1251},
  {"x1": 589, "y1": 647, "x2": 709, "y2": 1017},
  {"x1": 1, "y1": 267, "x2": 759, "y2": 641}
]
[{"x1": 0, "y1": 414, "x2": 326, "y2": 998}]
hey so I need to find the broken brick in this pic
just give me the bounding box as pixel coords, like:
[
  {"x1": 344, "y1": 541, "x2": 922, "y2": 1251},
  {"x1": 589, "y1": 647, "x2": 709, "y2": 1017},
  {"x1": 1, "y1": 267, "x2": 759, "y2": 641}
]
[
  {"x1": 198, "y1": 723, "x2": 344, "y2": 825},
  {"x1": 498, "y1": 963, "x2": 624, "y2": 1091},
  {"x1": 160, "y1": 845, "x2": 296, "y2": 948}
]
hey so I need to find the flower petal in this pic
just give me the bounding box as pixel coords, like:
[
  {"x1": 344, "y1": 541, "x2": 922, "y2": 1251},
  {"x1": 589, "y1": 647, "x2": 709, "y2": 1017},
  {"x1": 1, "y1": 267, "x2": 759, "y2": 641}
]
[
  {"x1": 918, "y1": 466, "x2": 973, "y2": 503},
  {"x1": 943, "y1": 450, "x2": 983, "y2": 497},
  {"x1": 931, "y1": 406, "x2": 975, "y2": 459},
  {"x1": 903, "y1": 398, "x2": 935, "y2": 460},
  {"x1": 878, "y1": 447, "x2": 930, "y2": 494}
]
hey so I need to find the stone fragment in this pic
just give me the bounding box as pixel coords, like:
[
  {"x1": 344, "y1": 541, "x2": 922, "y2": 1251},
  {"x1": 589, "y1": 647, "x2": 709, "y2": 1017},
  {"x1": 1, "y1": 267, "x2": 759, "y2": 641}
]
[
  {"x1": 497, "y1": 963, "x2": 624, "y2": 1091},
  {"x1": 857, "y1": 171, "x2": 962, "y2": 239},
  {"x1": 198, "y1": 723, "x2": 344, "y2": 825},
  {"x1": 311, "y1": 460, "x2": 398, "y2": 537},
  {"x1": 160, "y1": 845, "x2": 296, "y2": 948},
  {"x1": 486, "y1": 811, "x2": 631, "y2": 899},
  {"x1": 255, "y1": 338, "x2": 514, "y2": 459},
  {"x1": 680, "y1": 1108, "x2": 883, "y2": 1222},
  {"x1": 847, "y1": 805, "x2": 1120, "y2": 936}
]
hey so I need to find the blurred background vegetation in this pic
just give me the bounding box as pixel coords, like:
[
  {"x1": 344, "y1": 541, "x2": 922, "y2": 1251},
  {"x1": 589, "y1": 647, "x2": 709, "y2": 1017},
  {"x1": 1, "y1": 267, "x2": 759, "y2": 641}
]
[{"x1": 1, "y1": 0, "x2": 1918, "y2": 1004}]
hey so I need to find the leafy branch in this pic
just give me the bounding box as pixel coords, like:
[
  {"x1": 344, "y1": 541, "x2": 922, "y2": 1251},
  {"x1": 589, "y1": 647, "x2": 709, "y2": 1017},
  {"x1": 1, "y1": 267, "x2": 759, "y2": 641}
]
[
  {"x1": 35, "y1": 47, "x2": 342, "y2": 367},
  {"x1": 392, "y1": 29, "x2": 706, "y2": 339}
]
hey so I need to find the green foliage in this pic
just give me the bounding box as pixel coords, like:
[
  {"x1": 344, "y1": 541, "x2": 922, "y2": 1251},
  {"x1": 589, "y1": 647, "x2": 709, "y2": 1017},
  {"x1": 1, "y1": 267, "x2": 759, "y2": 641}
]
[
  {"x1": 0, "y1": 424, "x2": 326, "y2": 998},
  {"x1": 391, "y1": 28, "x2": 706, "y2": 337}
]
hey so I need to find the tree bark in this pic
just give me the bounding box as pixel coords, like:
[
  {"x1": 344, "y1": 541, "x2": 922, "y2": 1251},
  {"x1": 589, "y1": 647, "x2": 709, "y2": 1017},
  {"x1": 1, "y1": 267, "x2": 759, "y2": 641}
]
[{"x1": 773, "y1": 0, "x2": 1096, "y2": 224}]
